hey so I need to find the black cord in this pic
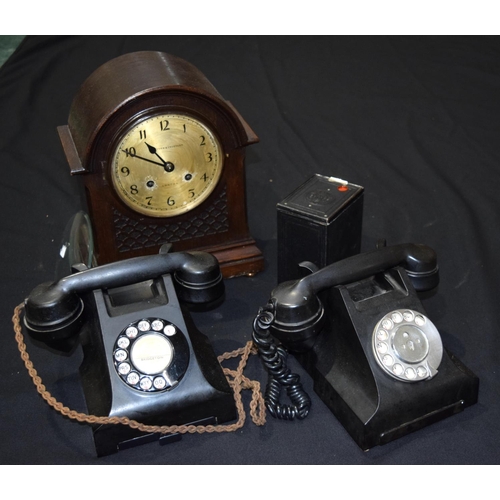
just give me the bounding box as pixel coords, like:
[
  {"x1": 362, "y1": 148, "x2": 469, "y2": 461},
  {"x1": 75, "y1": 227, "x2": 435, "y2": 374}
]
[{"x1": 252, "y1": 303, "x2": 311, "y2": 420}]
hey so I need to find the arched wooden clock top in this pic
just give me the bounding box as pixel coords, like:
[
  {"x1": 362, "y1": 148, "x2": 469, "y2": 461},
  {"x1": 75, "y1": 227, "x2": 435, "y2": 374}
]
[{"x1": 61, "y1": 52, "x2": 257, "y2": 174}]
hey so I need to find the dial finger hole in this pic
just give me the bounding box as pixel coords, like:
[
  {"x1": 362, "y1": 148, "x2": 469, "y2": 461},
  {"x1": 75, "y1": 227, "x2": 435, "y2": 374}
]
[
  {"x1": 118, "y1": 362, "x2": 131, "y2": 375},
  {"x1": 139, "y1": 377, "x2": 153, "y2": 391},
  {"x1": 415, "y1": 315, "x2": 426, "y2": 326},
  {"x1": 391, "y1": 312, "x2": 403, "y2": 323},
  {"x1": 382, "y1": 318, "x2": 393, "y2": 330},
  {"x1": 376, "y1": 342, "x2": 388, "y2": 354},
  {"x1": 383, "y1": 354, "x2": 394, "y2": 366},
  {"x1": 377, "y1": 329, "x2": 388, "y2": 341},
  {"x1": 403, "y1": 310, "x2": 414, "y2": 322},
  {"x1": 127, "y1": 372, "x2": 140, "y2": 385}
]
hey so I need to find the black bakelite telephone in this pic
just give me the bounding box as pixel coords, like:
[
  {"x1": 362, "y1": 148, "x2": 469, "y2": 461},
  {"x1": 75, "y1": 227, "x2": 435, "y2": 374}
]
[
  {"x1": 22, "y1": 245, "x2": 237, "y2": 456},
  {"x1": 252, "y1": 243, "x2": 479, "y2": 450},
  {"x1": 20, "y1": 240, "x2": 479, "y2": 454}
]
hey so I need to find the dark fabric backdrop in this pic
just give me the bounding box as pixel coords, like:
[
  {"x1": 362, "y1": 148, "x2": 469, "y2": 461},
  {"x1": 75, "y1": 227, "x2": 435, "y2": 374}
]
[{"x1": 1, "y1": 35, "x2": 498, "y2": 465}]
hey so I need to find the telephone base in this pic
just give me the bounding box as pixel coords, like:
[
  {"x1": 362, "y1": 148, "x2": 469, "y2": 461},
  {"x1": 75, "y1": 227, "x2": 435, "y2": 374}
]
[
  {"x1": 91, "y1": 412, "x2": 233, "y2": 457},
  {"x1": 302, "y1": 347, "x2": 479, "y2": 451},
  {"x1": 295, "y1": 268, "x2": 479, "y2": 450},
  {"x1": 93, "y1": 416, "x2": 216, "y2": 456},
  {"x1": 79, "y1": 272, "x2": 237, "y2": 457}
]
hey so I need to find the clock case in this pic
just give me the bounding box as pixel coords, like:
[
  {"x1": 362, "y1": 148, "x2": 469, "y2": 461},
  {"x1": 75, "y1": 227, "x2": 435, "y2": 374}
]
[{"x1": 58, "y1": 51, "x2": 263, "y2": 278}]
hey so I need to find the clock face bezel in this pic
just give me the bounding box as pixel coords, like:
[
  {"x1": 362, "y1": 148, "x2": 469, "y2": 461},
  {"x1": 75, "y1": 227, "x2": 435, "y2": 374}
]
[{"x1": 107, "y1": 109, "x2": 225, "y2": 218}]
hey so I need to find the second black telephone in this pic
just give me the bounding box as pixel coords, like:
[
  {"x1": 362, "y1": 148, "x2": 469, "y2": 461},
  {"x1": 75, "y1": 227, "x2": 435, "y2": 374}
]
[
  {"x1": 23, "y1": 246, "x2": 236, "y2": 456},
  {"x1": 253, "y1": 243, "x2": 479, "y2": 450}
]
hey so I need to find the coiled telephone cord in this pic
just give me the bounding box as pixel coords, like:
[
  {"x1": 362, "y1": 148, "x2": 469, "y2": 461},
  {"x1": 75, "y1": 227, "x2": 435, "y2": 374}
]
[
  {"x1": 12, "y1": 303, "x2": 266, "y2": 436},
  {"x1": 252, "y1": 303, "x2": 311, "y2": 420}
]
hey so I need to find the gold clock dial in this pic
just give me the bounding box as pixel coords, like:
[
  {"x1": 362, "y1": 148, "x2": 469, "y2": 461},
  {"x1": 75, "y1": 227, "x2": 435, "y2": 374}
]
[{"x1": 110, "y1": 113, "x2": 223, "y2": 217}]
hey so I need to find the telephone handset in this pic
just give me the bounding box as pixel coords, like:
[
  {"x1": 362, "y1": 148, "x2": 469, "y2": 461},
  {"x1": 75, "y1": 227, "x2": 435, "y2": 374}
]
[
  {"x1": 253, "y1": 243, "x2": 479, "y2": 449},
  {"x1": 24, "y1": 247, "x2": 224, "y2": 342},
  {"x1": 23, "y1": 246, "x2": 236, "y2": 456}
]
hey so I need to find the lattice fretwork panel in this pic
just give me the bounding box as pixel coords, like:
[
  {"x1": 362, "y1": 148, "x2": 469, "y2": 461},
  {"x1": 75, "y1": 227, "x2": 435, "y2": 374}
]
[{"x1": 113, "y1": 188, "x2": 229, "y2": 253}]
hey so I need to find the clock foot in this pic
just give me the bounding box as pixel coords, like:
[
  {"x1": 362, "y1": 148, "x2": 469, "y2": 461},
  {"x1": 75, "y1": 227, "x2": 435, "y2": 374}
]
[{"x1": 209, "y1": 241, "x2": 264, "y2": 278}]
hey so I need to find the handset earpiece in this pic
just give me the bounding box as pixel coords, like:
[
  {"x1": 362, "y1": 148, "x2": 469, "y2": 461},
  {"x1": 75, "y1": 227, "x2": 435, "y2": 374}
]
[
  {"x1": 24, "y1": 250, "x2": 224, "y2": 343},
  {"x1": 269, "y1": 243, "x2": 438, "y2": 352}
]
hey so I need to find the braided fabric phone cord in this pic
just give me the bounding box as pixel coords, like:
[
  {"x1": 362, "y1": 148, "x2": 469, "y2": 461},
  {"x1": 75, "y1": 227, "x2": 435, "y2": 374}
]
[{"x1": 12, "y1": 303, "x2": 266, "y2": 435}]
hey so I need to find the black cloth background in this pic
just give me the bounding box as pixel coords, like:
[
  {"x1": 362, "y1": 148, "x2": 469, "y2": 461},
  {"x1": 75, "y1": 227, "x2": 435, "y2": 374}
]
[{"x1": 0, "y1": 35, "x2": 499, "y2": 465}]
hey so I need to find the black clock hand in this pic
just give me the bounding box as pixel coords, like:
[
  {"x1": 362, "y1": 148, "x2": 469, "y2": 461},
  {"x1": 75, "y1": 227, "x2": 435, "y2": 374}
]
[
  {"x1": 145, "y1": 142, "x2": 166, "y2": 163},
  {"x1": 145, "y1": 142, "x2": 175, "y2": 172},
  {"x1": 121, "y1": 149, "x2": 166, "y2": 168}
]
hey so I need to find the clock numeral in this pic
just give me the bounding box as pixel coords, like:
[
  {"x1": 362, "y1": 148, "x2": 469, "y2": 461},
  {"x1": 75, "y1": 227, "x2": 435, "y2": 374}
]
[
  {"x1": 121, "y1": 166, "x2": 130, "y2": 176},
  {"x1": 189, "y1": 189, "x2": 195, "y2": 198},
  {"x1": 183, "y1": 124, "x2": 186, "y2": 133},
  {"x1": 139, "y1": 130, "x2": 147, "y2": 140},
  {"x1": 124, "y1": 147, "x2": 136, "y2": 157},
  {"x1": 200, "y1": 135, "x2": 206, "y2": 146},
  {"x1": 160, "y1": 120, "x2": 170, "y2": 131},
  {"x1": 201, "y1": 173, "x2": 208, "y2": 182},
  {"x1": 167, "y1": 196, "x2": 175, "y2": 206},
  {"x1": 146, "y1": 196, "x2": 153, "y2": 206},
  {"x1": 205, "y1": 152, "x2": 213, "y2": 162},
  {"x1": 130, "y1": 185, "x2": 139, "y2": 195}
]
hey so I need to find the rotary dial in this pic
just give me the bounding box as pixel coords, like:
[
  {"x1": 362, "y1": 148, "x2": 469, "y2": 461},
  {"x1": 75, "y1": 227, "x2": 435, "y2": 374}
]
[{"x1": 111, "y1": 113, "x2": 223, "y2": 217}]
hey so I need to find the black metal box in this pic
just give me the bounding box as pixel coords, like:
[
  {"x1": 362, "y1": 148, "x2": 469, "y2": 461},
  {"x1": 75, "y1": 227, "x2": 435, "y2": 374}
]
[{"x1": 277, "y1": 174, "x2": 364, "y2": 283}]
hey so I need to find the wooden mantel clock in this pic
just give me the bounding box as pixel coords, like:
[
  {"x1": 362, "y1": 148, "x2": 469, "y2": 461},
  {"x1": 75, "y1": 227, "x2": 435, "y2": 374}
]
[{"x1": 57, "y1": 51, "x2": 263, "y2": 278}]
